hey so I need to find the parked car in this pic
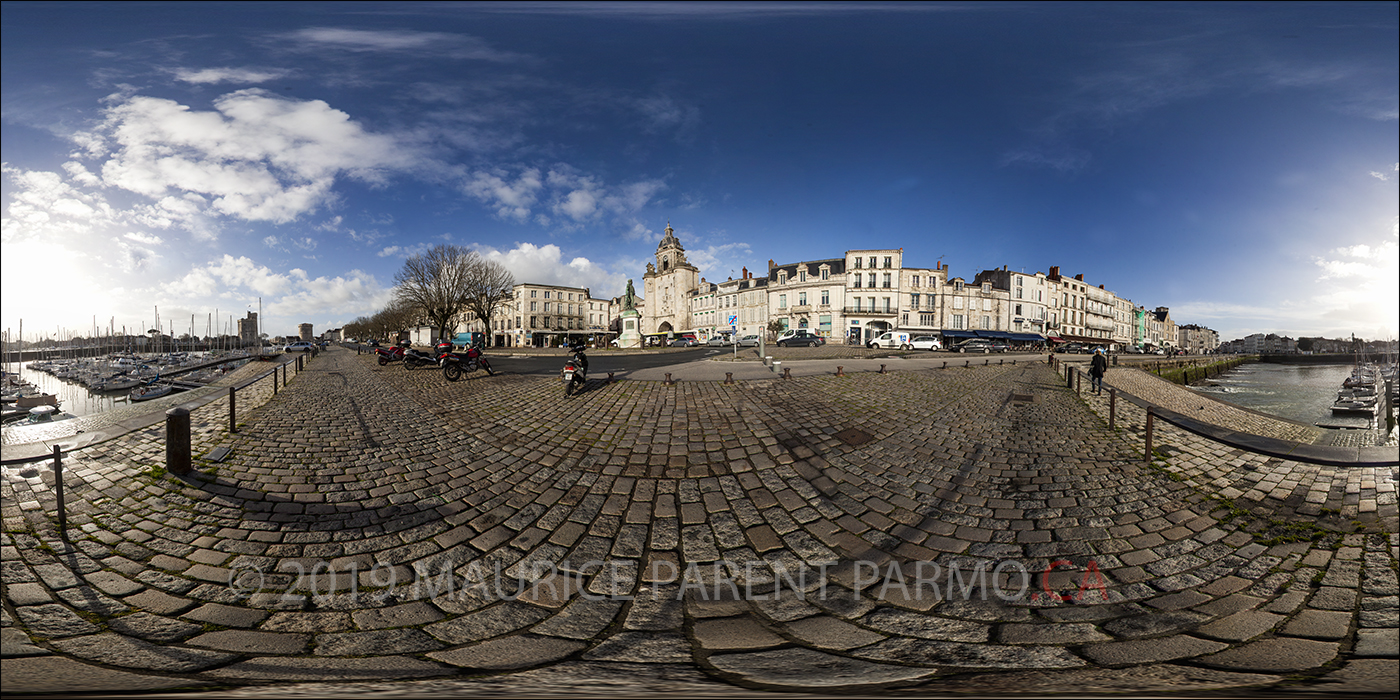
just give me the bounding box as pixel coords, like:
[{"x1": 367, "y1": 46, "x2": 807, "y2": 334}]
[
  {"x1": 737, "y1": 334, "x2": 761, "y2": 347},
  {"x1": 284, "y1": 341, "x2": 316, "y2": 353},
  {"x1": 670, "y1": 335, "x2": 699, "y2": 347},
  {"x1": 776, "y1": 330, "x2": 825, "y2": 347},
  {"x1": 953, "y1": 338, "x2": 1007, "y2": 353},
  {"x1": 909, "y1": 335, "x2": 943, "y2": 351},
  {"x1": 706, "y1": 335, "x2": 732, "y2": 347},
  {"x1": 1055, "y1": 343, "x2": 1088, "y2": 354},
  {"x1": 867, "y1": 331, "x2": 911, "y2": 349}
]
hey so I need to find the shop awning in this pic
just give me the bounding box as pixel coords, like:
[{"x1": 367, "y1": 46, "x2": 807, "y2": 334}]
[
  {"x1": 976, "y1": 331, "x2": 1014, "y2": 340},
  {"x1": 942, "y1": 330, "x2": 978, "y2": 339},
  {"x1": 1008, "y1": 333, "x2": 1045, "y2": 342}
]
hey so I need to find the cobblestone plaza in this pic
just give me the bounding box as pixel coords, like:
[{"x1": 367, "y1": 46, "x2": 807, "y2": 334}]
[{"x1": 2, "y1": 347, "x2": 1396, "y2": 696}]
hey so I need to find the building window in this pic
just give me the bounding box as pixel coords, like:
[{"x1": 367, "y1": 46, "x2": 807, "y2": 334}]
[
  {"x1": 853, "y1": 275, "x2": 862, "y2": 289},
  {"x1": 854, "y1": 298, "x2": 863, "y2": 311},
  {"x1": 821, "y1": 268, "x2": 829, "y2": 280},
  {"x1": 530, "y1": 301, "x2": 537, "y2": 311},
  {"x1": 799, "y1": 270, "x2": 807, "y2": 282},
  {"x1": 954, "y1": 280, "x2": 964, "y2": 291},
  {"x1": 912, "y1": 275, "x2": 920, "y2": 287},
  {"x1": 883, "y1": 297, "x2": 891, "y2": 313},
  {"x1": 778, "y1": 272, "x2": 787, "y2": 284},
  {"x1": 868, "y1": 296, "x2": 876, "y2": 311},
  {"x1": 911, "y1": 293, "x2": 919, "y2": 307},
  {"x1": 799, "y1": 292, "x2": 807, "y2": 306},
  {"x1": 953, "y1": 296, "x2": 964, "y2": 309},
  {"x1": 952, "y1": 314, "x2": 965, "y2": 329},
  {"x1": 1015, "y1": 287, "x2": 1023, "y2": 299},
  {"x1": 853, "y1": 257, "x2": 862, "y2": 269},
  {"x1": 779, "y1": 294, "x2": 787, "y2": 309},
  {"x1": 868, "y1": 256, "x2": 876, "y2": 268},
  {"x1": 882, "y1": 273, "x2": 892, "y2": 288},
  {"x1": 530, "y1": 316, "x2": 538, "y2": 328},
  {"x1": 531, "y1": 290, "x2": 537, "y2": 298},
  {"x1": 983, "y1": 315, "x2": 991, "y2": 329},
  {"x1": 821, "y1": 290, "x2": 829, "y2": 305},
  {"x1": 920, "y1": 313, "x2": 935, "y2": 325},
  {"x1": 883, "y1": 256, "x2": 892, "y2": 268},
  {"x1": 1014, "y1": 304, "x2": 1023, "y2": 316}
]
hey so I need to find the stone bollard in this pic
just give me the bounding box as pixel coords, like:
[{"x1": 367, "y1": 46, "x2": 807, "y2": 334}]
[
  {"x1": 725, "y1": 372, "x2": 734, "y2": 385},
  {"x1": 783, "y1": 367, "x2": 791, "y2": 379},
  {"x1": 764, "y1": 356, "x2": 772, "y2": 366},
  {"x1": 879, "y1": 364, "x2": 886, "y2": 374},
  {"x1": 772, "y1": 361, "x2": 781, "y2": 375},
  {"x1": 166, "y1": 407, "x2": 192, "y2": 475},
  {"x1": 836, "y1": 366, "x2": 844, "y2": 377}
]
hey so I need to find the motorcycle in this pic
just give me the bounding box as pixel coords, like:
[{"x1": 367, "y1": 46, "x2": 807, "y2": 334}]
[
  {"x1": 438, "y1": 342, "x2": 494, "y2": 382},
  {"x1": 402, "y1": 345, "x2": 439, "y2": 370},
  {"x1": 375, "y1": 343, "x2": 406, "y2": 366},
  {"x1": 561, "y1": 343, "x2": 588, "y2": 396}
]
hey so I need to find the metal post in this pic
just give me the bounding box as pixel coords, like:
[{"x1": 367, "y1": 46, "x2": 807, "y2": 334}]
[
  {"x1": 1144, "y1": 409, "x2": 1154, "y2": 462},
  {"x1": 607, "y1": 372, "x2": 614, "y2": 383},
  {"x1": 166, "y1": 407, "x2": 191, "y2": 475},
  {"x1": 783, "y1": 367, "x2": 791, "y2": 379},
  {"x1": 879, "y1": 364, "x2": 886, "y2": 374},
  {"x1": 725, "y1": 372, "x2": 734, "y2": 384},
  {"x1": 942, "y1": 361, "x2": 947, "y2": 369},
  {"x1": 228, "y1": 386, "x2": 237, "y2": 434},
  {"x1": 665, "y1": 372, "x2": 672, "y2": 385},
  {"x1": 836, "y1": 366, "x2": 844, "y2": 376},
  {"x1": 1076, "y1": 369, "x2": 1081, "y2": 395},
  {"x1": 1109, "y1": 388, "x2": 1117, "y2": 429},
  {"x1": 273, "y1": 364, "x2": 278, "y2": 393},
  {"x1": 53, "y1": 446, "x2": 66, "y2": 539}
]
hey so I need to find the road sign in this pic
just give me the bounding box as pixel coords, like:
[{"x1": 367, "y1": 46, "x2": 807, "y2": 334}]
[{"x1": 728, "y1": 314, "x2": 737, "y2": 326}]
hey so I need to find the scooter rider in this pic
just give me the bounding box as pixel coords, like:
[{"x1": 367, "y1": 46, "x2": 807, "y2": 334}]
[{"x1": 570, "y1": 341, "x2": 589, "y2": 377}]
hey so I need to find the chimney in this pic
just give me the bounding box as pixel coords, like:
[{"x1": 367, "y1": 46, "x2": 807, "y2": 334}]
[
  {"x1": 1075, "y1": 273, "x2": 1083, "y2": 281},
  {"x1": 742, "y1": 266, "x2": 748, "y2": 279},
  {"x1": 1099, "y1": 284, "x2": 1104, "y2": 289},
  {"x1": 768, "y1": 259, "x2": 774, "y2": 270}
]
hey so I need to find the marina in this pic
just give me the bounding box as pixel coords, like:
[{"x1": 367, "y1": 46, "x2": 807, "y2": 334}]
[{"x1": 1195, "y1": 360, "x2": 1397, "y2": 445}]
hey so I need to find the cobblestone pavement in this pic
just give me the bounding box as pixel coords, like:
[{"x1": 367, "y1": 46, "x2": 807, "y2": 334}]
[{"x1": 2, "y1": 347, "x2": 1396, "y2": 696}]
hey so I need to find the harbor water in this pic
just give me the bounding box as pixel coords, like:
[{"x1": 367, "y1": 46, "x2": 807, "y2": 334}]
[{"x1": 1194, "y1": 362, "x2": 1382, "y2": 429}]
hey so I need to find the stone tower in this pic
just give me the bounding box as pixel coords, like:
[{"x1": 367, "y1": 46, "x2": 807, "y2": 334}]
[{"x1": 641, "y1": 222, "x2": 700, "y2": 336}]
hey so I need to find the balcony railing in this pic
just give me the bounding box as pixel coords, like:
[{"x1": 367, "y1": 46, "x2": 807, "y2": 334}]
[{"x1": 843, "y1": 306, "x2": 897, "y2": 316}]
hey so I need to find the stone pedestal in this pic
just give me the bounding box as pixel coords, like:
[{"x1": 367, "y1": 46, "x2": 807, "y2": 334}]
[{"x1": 618, "y1": 309, "x2": 643, "y2": 349}]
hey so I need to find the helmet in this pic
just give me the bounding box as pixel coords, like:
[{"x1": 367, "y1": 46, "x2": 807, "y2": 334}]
[{"x1": 1095, "y1": 348, "x2": 1104, "y2": 354}]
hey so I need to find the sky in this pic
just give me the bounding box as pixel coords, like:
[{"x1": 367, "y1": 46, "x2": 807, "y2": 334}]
[{"x1": 2, "y1": 2, "x2": 1396, "y2": 342}]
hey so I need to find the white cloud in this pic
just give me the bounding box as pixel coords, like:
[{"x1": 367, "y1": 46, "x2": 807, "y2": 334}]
[
  {"x1": 282, "y1": 28, "x2": 529, "y2": 62},
  {"x1": 464, "y1": 163, "x2": 666, "y2": 230},
  {"x1": 464, "y1": 167, "x2": 543, "y2": 222},
  {"x1": 1, "y1": 164, "x2": 119, "y2": 243},
  {"x1": 474, "y1": 242, "x2": 627, "y2": 297},
  {"x1": 173, "y1": 67, "x2": 291, "y2": 84},
  {"x1": 123, "y1": 231, "x2": 163, "y2": 245},
  {"x1": 79, "y1": 89, "x2": 423, "y2": 225}
]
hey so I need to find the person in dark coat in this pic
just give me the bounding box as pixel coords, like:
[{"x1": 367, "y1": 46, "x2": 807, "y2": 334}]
[{"x1": 1089, "y1": 347, "x2": 1108, "y2": 394}]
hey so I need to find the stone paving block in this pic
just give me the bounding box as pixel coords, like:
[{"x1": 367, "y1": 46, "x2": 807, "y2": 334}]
[
  {"x1": 188, "y1": 630, "x2": 309, "y2": 654},
  {"x1": 107, "y1": 612, "x2": 203, "y2": 643},
  {"x1": 709, "y1": 648, "x2": 937, "y2": 689},
  {"x1": 582, "y1": 631, "x2": 691, "y2": 663},
  {"x1": 1281, "y1": 609, "x2": 1352, "y2": 640},
  {"x1": 350, "y1": 601, "x2": 444, "y2": 630},
  {"x1": 694, "y1": 616, "x2": 785, "y2": 650},
  {"x1": 999, "y1": 622, "x2": 1112, "y2": 645},
  {"x1": 424, "y1": 601, "x2": 549, "y2": 644},
  {"x1": 1308, "y1": 586, "x2": 1358, "y2": 611},
  {"x1": 13, "y1": 604, "x2": 98, "y2": 639},
  {"x1": 850, "y1": 637, "x2": 1086, "y2": 669},
  {"x1": 315, "y1": 628, "x2": 444, "y2": 656},
  {"x1": 182, "y1": 603, "x2": 268, "y2": 628},
  {"x1": 0, "y1": 627, "x2": 49, "y2": 657},
  {"x1": 1081, "y1": 634, "x2": 1228, "y2": 666},
  {"x1": 1195, "y1": 610, "x2": 1284, "y2": 642},
  {"x1": 1103, "y1": 610, "x2": 1209, "y2": 639},
  {"x1": 428, "y1": 634, "x2": 585, "y2": 669},
  {"x1": 53, "y1": 633, "x2": 236, "y2": 672},
  {"x1": 1353, "y1": 628, "x2": 1399, "y2": 657},
  {"x1": 783, "y1": 615, "x2": 887, "y2": 650},
  {"x1": 201, "y1": 655, "x2": 450, "y2": 681},
  {"x1": 1197, "y1": 637, "x2": 1340, "y2": 673},
  {"x1": 859, "y1": 607, "x2": 988, "y2": 642},
  {"x1": 5, "y1": 582, "x2": 52, "y2": 606},
  {"x1": 83, "y1": 570, "x2": 143, "y2": 598},
  {"x1": 1146, "y1": 590, "x2": 1212, "y2": 611},
  {"x1": 55, "y1": 585, "x2": 127, "y2": 616}
]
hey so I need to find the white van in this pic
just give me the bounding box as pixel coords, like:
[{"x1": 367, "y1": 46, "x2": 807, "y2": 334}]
[{"x1": 867, "y1": 332, "x2": 911, "y2": 349}]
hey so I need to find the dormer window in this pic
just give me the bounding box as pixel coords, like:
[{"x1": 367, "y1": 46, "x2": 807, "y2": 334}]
[
  {"x1": 798, "y1": 270, "x2": 807, "y2": 282},
  {"x1": 820, "y1": 266, "x2": 829, "y2": 280},
  {"x1": 778, "y1": 271, "x2": 787, "y2": 284},
  {"x1": 982, "y1": 283, "x2": 991, "y2": 293}
]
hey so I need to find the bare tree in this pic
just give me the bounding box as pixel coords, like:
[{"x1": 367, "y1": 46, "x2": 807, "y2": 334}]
[
  {"x1": 460, "y1": 254, "x2": 515, "y2": 343},
  {"x1": 394, "y1": 245, "x2": 476, "y2": 342}
]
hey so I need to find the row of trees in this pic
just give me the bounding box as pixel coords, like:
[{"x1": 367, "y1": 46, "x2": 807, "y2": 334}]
[{"x1": 344, "y1": 245, "x2": 515, "y2": 344}]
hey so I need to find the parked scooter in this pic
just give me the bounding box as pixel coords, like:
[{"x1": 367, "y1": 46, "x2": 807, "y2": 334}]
[
  {"x1": 402, "y1": 345, "x2": 439, "y2": 370},
  {"x1": 375, "y1": 342, "x2": 406, "y2": 366},
  {"x1": 438, "y1": 341, "x2": 494, "y2": 381},
  {"x1": 562, "y1": 343, "x2": 588, "y2": 396}
]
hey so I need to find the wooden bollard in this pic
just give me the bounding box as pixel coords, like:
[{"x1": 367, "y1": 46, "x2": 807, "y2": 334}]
[{"x1": 836, "y1": 366, "x2": 844, "y2": 376}]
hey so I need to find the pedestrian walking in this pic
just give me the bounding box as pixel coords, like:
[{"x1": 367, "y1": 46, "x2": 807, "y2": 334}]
[{"x1": 1089, "y1": 347, "x2": 1108, "y2": 394}]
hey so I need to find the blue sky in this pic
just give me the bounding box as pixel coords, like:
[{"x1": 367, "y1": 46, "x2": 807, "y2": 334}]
[{"x1": 3, "y1": 2, "x2": 1396, "y2": 341}]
